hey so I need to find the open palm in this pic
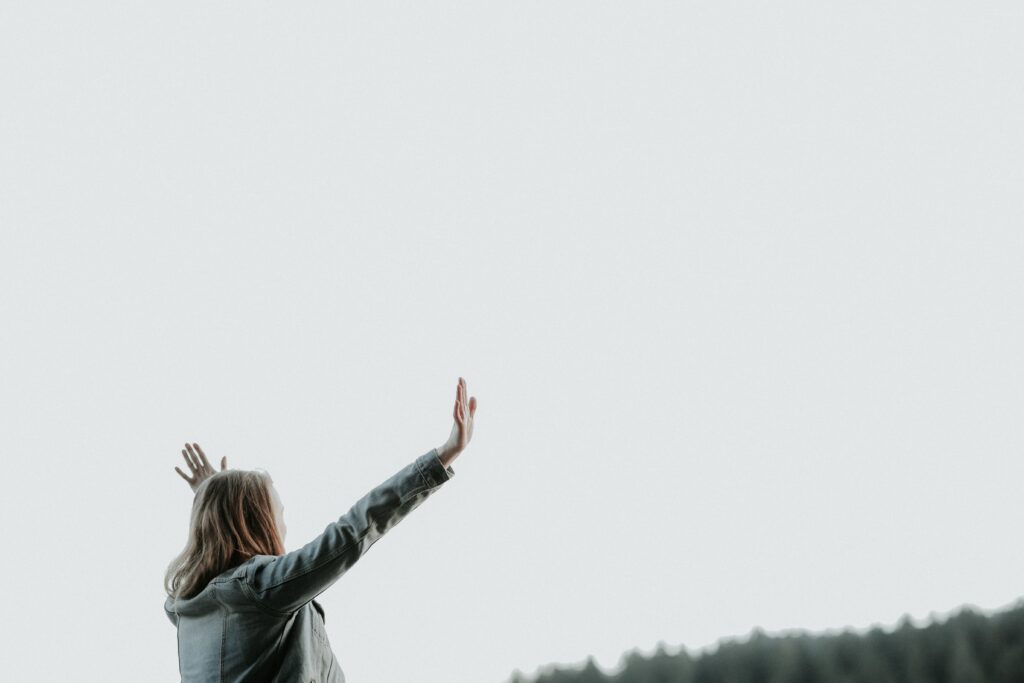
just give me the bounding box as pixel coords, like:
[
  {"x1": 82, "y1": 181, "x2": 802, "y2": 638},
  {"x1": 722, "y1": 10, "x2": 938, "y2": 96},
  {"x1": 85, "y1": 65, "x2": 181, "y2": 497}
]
[
  {"x1": 441, "y1": 377, "x2": 477, "y2": 456},
  {"x1": 175, "y1": 442, "x2": 227, "y2": 493}
]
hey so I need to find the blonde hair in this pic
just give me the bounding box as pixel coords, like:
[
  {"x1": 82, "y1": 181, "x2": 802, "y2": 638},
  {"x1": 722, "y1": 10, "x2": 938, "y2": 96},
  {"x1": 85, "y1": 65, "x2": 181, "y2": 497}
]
[{"x1": 164, "y1": 469, "x2": 285, "y2": 600}]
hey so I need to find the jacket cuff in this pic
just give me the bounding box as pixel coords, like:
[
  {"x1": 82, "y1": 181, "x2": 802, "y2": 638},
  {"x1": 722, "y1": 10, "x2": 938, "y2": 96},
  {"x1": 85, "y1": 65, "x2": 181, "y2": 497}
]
[{"x1": 417, "y1": 447, "x2": 455, "y2": 487}]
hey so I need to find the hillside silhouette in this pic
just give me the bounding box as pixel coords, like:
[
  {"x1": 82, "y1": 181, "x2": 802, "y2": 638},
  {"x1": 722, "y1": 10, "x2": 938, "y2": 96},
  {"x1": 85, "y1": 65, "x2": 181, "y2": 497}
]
[{"x1": 504, "y1": 600, "x2": 1024, "y2": 683}]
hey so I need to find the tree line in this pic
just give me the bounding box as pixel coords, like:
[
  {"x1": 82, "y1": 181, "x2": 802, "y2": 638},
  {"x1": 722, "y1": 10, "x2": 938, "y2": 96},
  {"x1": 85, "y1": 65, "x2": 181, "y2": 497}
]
[{"x1": 505, "y1": 601, "x2": 1024, "y2": 683}]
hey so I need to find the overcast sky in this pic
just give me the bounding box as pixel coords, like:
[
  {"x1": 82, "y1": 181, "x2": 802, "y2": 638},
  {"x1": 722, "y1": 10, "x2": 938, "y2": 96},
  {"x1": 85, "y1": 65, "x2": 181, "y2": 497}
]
[{"x1": 2, "y1": 2, "x2": 1023, "y2": 682}]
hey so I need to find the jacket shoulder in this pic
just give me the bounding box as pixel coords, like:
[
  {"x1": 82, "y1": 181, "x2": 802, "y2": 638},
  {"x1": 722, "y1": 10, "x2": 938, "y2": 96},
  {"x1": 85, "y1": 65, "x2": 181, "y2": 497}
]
[{"x1": 163, "y1": 595, "x2": 178, "y2": 626}]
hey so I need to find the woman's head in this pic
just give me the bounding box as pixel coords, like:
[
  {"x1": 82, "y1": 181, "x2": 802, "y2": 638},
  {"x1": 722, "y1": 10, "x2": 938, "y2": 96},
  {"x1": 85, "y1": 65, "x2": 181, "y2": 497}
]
[{"x1": 165, "y1": 469, "x2": 286, "y2": 600}]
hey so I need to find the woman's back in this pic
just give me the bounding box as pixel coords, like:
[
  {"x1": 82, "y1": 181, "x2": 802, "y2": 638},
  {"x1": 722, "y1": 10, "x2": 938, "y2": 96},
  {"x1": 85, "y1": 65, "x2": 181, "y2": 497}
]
[{"x1": 165, "y1": 448, "x2": 456, "y2": 683}]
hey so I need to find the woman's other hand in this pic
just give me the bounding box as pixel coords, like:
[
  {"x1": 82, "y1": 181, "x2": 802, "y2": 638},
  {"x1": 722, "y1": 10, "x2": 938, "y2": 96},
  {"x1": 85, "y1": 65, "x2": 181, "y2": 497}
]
[
  {"x1": 438, "y1": 377, "x2": 477, "y2": 466},
  {"x1": 175, "y1": 442, "x2": 227, "y2": 493}
]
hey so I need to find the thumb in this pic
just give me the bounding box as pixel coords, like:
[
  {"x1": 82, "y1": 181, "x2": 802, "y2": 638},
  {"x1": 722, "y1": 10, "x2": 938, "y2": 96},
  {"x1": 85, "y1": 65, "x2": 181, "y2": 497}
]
[
  {"x1": 220, "y1": 456, "x2": 228, "y2": 470},
  {"x1": 469, "y1": 396, "x2": 477, "y2": 415}
]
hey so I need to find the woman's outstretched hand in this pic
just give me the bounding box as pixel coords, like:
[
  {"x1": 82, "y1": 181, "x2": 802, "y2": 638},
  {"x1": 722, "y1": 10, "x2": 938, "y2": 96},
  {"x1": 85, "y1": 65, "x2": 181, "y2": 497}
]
[
  {"x1": 175, "y1": 442, "x2": 227, "y2": 493},
  {"x1": 438, "y1": 377, "x2": 477, "y2": 466}
]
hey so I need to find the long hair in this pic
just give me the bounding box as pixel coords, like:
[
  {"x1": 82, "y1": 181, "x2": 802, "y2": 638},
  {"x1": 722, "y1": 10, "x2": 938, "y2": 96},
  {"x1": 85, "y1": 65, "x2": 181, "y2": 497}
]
[{"x1": 164, "y1": 469, "x2": 285, "y2": 600}]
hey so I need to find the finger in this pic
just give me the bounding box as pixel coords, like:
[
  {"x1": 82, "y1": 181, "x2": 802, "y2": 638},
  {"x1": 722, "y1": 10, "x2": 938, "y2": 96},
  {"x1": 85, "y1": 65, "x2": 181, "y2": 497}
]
[
  {"x1": 193, "y1": 443, "x2": 212, "y2": 471},
  {"x1": 174, "y1": 466, "x2": 194, "y2": 484},
  {"x1": 220, "y1": 456, "x2": 228, "y2": 470},
  {"x1": 185, "y1": 443, "x2": 206, "y2": 473},
  {"x1": 185, "y1": 443, "x2": 199, "y2": 469},
  {"x1": 469, "y1": 396, "x2": 477, "y2": 415},
  {"x1": 183, "y1": 447, "x2": 199, "y2": 472}
]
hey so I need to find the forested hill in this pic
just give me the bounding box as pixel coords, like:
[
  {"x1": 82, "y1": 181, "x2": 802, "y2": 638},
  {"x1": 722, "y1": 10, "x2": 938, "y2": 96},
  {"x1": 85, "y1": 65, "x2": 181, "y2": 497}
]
[{"x1": 506, "y1": 601, "x2": 1024, "y2": 683}]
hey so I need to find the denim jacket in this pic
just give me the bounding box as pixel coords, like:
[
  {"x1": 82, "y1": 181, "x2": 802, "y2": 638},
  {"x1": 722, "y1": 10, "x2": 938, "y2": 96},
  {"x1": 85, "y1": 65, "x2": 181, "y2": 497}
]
[{"x1": 164, "y1": 448, "x2": 455, "y2": 682}]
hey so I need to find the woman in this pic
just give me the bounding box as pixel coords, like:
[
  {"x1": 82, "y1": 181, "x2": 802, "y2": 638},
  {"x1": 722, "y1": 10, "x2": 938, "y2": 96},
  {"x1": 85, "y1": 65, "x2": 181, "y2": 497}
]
[{"x1": 164, "y1": 377, "x2": 478, "y2": 683}]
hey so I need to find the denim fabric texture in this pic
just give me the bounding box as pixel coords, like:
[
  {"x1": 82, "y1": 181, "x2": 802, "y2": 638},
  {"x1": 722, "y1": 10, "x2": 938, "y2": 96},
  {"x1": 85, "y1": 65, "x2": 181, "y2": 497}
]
[{"x1": 165, "y1": 448, "x2": 455, "y2": 682}]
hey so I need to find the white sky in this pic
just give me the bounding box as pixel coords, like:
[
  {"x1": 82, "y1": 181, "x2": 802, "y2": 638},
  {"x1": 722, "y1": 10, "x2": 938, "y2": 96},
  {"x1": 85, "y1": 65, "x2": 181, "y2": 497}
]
[{"x1": 2, "y1": 2, "x2": 1023, "y2": 682}]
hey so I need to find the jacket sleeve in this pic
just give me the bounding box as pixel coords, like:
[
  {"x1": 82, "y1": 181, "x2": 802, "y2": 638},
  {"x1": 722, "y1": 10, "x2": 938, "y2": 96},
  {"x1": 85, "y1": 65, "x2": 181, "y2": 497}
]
[{"x1": 245, "y1": 447, "x2": 455, "y2": 615}]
